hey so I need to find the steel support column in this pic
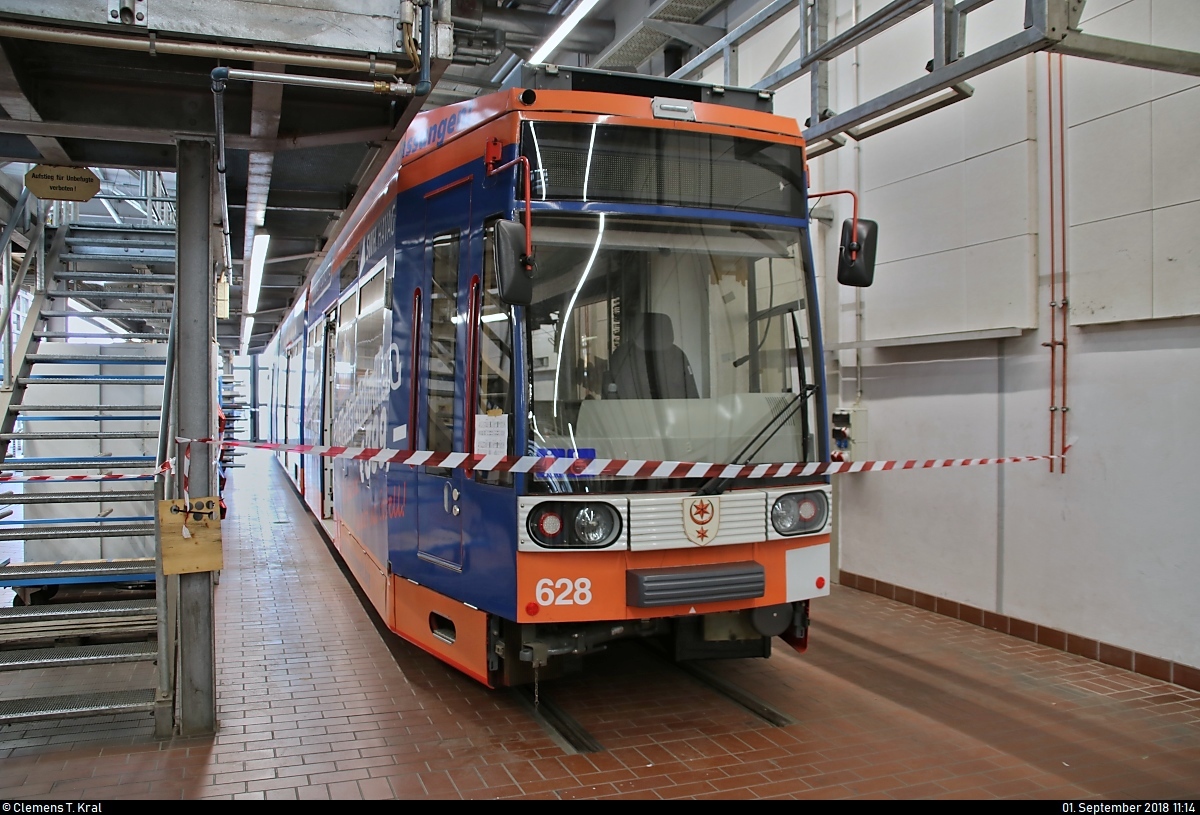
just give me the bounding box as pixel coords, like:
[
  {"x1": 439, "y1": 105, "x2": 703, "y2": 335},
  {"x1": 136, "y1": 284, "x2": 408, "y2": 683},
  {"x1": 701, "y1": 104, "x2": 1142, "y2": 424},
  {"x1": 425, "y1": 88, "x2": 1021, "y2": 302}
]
[{"x1": 175, "y1": 138, "x2": 216, "y2": 736}]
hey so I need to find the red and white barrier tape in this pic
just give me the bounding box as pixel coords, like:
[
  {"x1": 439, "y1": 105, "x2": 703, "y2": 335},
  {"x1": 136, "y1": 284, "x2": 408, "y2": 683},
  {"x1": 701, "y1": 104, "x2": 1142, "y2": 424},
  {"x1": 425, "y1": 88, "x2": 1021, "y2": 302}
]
[
  {"x1": 0, "y1": 460, "x2": 173, "y2": 483},
  {"x1": 214, "y1": 438, "x2": 1063, "y2": 479},
  {"x1": 0, "y1": 439, "x2": 1064, "y2": 483}
]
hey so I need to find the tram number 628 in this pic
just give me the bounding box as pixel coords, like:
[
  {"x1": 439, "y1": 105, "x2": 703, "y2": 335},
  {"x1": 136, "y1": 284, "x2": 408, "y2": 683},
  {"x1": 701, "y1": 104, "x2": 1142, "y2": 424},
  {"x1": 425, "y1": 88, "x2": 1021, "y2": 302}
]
[{"x1": 535, "y1": 578, "x2": 592, "y2": 606}]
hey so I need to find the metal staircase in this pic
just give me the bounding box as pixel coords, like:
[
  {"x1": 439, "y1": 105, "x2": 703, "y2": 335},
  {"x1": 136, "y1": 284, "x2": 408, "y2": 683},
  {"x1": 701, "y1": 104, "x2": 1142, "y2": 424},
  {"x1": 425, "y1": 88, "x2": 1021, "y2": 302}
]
[{"x1": 0, "y1": 190, "x2": 178, "y2": 735}]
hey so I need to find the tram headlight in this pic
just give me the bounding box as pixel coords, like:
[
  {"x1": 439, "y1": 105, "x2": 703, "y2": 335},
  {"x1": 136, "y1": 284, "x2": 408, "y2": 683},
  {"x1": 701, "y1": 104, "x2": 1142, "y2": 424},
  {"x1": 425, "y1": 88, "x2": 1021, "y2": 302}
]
[
  {"x1": 574, "y1": 504, "x2": 617, "y2": 545},
  {"x1": 771, "y1": 491, "x2": 828, "y2": 536},
  {"x1": 527, "y1": 502, "x2": 622, "y2": 548}
]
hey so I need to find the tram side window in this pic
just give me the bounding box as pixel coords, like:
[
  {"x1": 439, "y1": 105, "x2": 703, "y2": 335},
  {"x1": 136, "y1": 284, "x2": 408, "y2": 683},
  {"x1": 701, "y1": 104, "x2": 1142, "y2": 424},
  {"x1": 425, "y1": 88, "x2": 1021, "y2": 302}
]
[
  {"x1": 332, "y1": 290, "x2": 358, "y2": 453},
  {"x1": 356, "y1": 268, "x2": 387, "y2": 450},
  {"x1": 426, "y1": 232, "x2": 459, "y2": 463},
  {"x1": 476, "y1": 221, "x2": 514, "y2": 487}
]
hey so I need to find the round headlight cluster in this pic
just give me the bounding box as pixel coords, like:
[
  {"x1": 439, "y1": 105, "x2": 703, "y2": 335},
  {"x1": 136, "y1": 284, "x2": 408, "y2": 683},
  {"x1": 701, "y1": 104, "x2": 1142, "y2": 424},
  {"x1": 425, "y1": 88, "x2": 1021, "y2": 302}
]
[
  {"x1": 771, "y1": 490, "x2": 828, "y2": 536},
  {"x1": 528, "y1": 502, "x2": 622, "y2": 548}
]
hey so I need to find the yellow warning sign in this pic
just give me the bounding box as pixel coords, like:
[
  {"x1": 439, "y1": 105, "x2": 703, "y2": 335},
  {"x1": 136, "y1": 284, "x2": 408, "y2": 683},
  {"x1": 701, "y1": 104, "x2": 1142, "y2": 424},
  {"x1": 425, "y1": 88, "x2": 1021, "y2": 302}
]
[{"x1": 23, "y1": 164, "x2": 100, "y2": 202}]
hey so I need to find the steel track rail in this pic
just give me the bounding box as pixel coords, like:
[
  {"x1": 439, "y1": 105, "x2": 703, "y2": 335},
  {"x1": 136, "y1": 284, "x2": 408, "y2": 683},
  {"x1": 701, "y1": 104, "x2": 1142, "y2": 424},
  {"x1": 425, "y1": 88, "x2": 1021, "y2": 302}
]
[{"x1": 508, "y1": 685, "x2": 604, "y2": 755}]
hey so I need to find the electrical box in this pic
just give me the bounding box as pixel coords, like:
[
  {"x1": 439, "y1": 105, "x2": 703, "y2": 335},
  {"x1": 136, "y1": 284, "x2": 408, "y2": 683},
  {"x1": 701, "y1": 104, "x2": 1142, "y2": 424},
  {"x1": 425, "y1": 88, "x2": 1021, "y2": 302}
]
[{"x1": 831, "y1": 407, "x2": 868, "y2": 461}]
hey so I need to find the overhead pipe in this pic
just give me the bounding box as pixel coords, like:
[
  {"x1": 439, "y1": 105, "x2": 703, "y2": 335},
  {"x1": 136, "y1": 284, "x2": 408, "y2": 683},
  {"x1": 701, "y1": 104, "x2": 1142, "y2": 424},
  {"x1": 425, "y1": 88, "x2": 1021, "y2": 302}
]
[
  {"x1": 416, "y1": 0, "x2": 433, "y2": 97},
  {"x1": 0, "y1": 20, "x2": 408, "y2": 76},
  {"x1": 210, "y1": 71, "x2": 234, "y2": 293},
  {"x1": 212, "y1": 66, "x2": 417, "y2": 97}
]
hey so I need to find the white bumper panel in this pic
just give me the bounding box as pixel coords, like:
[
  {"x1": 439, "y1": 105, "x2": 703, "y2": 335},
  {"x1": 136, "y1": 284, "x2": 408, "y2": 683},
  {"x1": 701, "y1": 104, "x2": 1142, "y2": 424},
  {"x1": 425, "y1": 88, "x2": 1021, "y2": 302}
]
[{"x1": 786, "y1": 542, "x2": 831, "y2": 602}]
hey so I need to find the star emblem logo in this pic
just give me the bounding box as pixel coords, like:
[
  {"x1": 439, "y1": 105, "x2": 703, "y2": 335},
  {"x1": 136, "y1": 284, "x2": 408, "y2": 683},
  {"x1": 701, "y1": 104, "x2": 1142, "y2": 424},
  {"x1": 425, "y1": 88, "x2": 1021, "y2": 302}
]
[{"x1": 683, "y1": 496, "x2": 720, "y2": 545}]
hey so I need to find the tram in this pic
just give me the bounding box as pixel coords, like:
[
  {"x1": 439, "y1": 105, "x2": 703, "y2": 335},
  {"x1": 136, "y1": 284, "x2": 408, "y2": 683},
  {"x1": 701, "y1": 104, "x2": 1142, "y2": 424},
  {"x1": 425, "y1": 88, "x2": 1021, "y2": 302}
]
[{"x1": 263, "y1": 66, "x2": 876, "y2": 686}]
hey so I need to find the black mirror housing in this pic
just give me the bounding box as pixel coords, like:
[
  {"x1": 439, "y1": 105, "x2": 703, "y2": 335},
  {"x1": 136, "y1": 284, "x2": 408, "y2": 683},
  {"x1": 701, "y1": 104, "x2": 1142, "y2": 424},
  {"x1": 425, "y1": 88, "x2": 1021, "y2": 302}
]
[
  {"x1": 837, "y1": 218, "x2": 878, "y2": 287},
  {"x1": 494, "y1": 219, "x2": 534, "y2": 305}
]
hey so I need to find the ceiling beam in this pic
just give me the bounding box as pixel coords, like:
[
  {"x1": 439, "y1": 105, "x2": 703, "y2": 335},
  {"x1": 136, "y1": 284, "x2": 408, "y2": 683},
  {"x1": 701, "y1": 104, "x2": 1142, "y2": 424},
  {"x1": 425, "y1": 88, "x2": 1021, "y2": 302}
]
[{"x1": 0, "y1": 119, "x2": 393, "y2": 156}]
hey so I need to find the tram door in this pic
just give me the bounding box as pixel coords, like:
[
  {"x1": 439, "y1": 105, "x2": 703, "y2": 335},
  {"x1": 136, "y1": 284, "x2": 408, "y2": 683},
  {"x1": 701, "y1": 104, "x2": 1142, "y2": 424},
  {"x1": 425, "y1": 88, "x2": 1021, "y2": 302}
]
[
  {"x1": 415, "y1": 180, "x2": 472, "y2": 570},
  {"x1": 321, "y1": 313, "x2": 336, "y2": 519}
]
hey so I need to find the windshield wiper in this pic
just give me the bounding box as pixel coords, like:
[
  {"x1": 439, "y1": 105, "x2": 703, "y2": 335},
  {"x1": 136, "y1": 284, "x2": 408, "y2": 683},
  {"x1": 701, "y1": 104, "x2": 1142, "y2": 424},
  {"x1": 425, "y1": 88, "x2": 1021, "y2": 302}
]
[{"x1": 695, "y1": 383, "x2": 817, "y2": 497}]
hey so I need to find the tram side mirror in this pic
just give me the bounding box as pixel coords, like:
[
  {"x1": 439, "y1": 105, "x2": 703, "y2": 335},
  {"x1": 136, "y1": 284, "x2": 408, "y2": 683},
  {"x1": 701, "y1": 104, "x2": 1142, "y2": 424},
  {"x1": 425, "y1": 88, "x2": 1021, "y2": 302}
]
[
  {"x1": 837, "y1": 218, "x2": 878, "y2": 287},
  {"x1": 495, "y1": 219, "x2": 534, "y2": 305}
]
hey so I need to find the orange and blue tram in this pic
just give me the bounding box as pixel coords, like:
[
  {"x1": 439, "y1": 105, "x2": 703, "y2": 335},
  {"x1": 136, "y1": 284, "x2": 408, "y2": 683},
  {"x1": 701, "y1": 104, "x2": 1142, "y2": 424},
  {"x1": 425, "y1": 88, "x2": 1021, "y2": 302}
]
[{"x1": 263, "y1": 67, "x2": 875, "y2": 686}]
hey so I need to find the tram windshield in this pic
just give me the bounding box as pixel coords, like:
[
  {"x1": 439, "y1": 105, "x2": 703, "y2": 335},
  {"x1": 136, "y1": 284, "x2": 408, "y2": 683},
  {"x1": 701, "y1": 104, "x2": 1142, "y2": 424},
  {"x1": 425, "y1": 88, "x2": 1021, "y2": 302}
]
[{"x1": 526, "y1": 213, "x2": 818, "y2": 484}]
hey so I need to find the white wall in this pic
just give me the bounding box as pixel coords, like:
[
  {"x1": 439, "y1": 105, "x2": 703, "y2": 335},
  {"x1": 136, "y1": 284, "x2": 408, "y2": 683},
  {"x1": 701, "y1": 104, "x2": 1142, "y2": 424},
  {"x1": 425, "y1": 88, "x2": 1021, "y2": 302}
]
[{"x1": 713, "y1": 0, "x2": 1200, "y2": 669}]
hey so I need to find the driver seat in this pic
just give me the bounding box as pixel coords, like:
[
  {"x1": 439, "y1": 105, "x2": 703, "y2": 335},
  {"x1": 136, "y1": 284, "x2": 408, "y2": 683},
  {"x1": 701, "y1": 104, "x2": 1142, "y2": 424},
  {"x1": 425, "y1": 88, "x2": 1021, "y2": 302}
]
[{"x1": 608, "y1": 312, "x2": 699, "y2": 399}]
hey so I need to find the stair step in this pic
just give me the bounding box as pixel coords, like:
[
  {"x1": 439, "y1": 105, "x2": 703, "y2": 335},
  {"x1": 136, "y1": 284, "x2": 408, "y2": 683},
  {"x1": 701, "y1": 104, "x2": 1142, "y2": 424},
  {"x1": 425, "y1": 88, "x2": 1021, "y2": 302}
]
[
  {"x1": 19, "y1": 376, "x2": 165, "y2": 386},
  {"x1": 0, "y1": 431, "x2": 158, "y2": 440},
  {"x1": 58, "y1": 253, "x2": 175, "y2": 265},
  {"x1": 17, "y1": 415, "x2": 161, "y2": 422},
  {"x1": 66, "y1": 223, "x2": 175, "y2": 236},
  {"x1": 63, "y1": 236, "x2": 175, "y2": 249},
  {"x1": 11, "y1": 404, "x2": 161, "y2": 412},
  {"x1": 0, "y1": 490, "x2": 155, "y2": 505},
  {"x1": 0, "y1": 688, "x2": 156, "y2": 724},
  {"x1": 0, "y1": 558, "x2": 155, "y2": 586},
  {"x1": 0, "y1": 598, "x2": 156, "y2": 622},
  {"x1": 0, "y1": 641, "x2": 156, "y2": 672},
  {"x1": 41, "y1": 311, "x2": 172, "y2": 320},
  {"x1": 19, "y1": 375, "x2": 165, "y2": 384},
  {"x1": 49, "y1": 291, "x2": 173, "y2": 301},
  {"x1": 0, "y1": 522, "x2": 155, "y2": 541},
  {"x1": 54, "y1": 272, "x2": 176, "y2": 285},
  {"x1": 0, "y1": 456, "x2": 155, "y2": 470},
  {"x1": 34, "y1": 331, "x2": 168, "y2": 340},
  {"x1": 27, "y1": 354, "x2": 167, "y2": 364},
  {"x1": 0, "y1": 516, "x2": 153, "y2": 526},
  {"x1": 0, "y1": 599, "x2": 157, "y2": 645},
  {"x1": 65, "y1": 240, "x2": 174, "y2": 251}
]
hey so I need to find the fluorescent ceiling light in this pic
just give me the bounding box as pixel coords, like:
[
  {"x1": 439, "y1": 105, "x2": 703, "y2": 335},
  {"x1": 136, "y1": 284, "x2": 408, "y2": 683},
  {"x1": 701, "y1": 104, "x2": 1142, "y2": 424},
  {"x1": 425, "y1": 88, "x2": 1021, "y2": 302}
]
[
  {"x1": 529, "y1": 0, "x2": 604, "y2": 65},
  {"x1": 245, "y1": 232, "x2": 270, "y2": 315},
  {"x1": 240, "y1": 315, "x2": 255, "y2": 357}
]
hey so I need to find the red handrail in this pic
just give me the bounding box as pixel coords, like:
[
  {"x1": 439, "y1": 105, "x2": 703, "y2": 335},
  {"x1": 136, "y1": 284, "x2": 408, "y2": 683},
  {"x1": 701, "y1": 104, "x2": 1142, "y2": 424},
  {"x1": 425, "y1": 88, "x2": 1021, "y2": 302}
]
[
  {"x1": 464, "y1": 274, "x2": 481, "y2": 452},
  {"x1": 486, "y1": 138, "x2": 534, "y2": 268},
  {"x1": 808, "y1": 188, "x2": 860, "y2": 261},
  {"x1": 409, "y1": 288, "x2": 422, "y2": 450}
]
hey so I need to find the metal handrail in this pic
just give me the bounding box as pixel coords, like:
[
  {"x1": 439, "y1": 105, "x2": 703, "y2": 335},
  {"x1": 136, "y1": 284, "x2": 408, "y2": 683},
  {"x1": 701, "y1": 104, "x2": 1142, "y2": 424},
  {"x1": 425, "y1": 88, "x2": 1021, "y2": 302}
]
[
  {"x1": 0, "y1": 216, "x2": 47, "y2": 334},
  {"x1": 155, "y1": 298, "x2": 178, "y2": 473},
  {"x1": 153, "y1": 285, "x2": 179, "y2": 736},
  {"x1": 0, "y1": 188, "x2": 30, "y2": 257}
]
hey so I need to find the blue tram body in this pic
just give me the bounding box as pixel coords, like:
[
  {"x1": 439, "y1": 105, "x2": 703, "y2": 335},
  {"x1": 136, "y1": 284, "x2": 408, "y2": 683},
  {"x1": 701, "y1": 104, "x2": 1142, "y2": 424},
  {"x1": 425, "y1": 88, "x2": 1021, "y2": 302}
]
[{"x1": 265, "y1": 70, "x2": 853, "y2": 686}]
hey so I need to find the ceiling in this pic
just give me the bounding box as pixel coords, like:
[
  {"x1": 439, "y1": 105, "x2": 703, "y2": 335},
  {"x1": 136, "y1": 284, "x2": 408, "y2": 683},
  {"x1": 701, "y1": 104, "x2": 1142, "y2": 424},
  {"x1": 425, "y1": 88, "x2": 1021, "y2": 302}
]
[{"x1": 0, "y1": 0, "x2": 741, "y2": 352}]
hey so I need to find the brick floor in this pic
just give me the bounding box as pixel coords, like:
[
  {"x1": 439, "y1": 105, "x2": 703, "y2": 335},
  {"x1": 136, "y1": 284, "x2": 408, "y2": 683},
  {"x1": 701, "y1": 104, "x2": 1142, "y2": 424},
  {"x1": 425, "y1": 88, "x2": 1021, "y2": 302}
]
[{"x1": 1, "y1": 453, "x2": 1198, "y2": 799}]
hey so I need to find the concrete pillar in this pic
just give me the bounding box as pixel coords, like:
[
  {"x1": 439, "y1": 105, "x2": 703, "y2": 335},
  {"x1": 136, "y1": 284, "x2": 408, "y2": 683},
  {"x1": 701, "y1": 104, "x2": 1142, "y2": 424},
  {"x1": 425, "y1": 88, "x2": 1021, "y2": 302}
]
[{"x1": 175, "y1": 138, "x2": 217, "y2": 736}]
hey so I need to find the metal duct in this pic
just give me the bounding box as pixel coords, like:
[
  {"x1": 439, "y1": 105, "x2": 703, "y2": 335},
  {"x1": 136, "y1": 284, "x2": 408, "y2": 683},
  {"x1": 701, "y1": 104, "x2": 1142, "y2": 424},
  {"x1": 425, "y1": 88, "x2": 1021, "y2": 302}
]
[{"x1": 451, "y1": 0, "x2": 615, "y2": 54}]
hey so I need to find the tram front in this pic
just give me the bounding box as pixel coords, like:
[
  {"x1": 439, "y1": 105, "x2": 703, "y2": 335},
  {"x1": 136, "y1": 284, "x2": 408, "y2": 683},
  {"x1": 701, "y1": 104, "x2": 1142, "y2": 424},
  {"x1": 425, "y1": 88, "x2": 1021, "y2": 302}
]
[{"x1": 490, "y1": 116, "x2": 839, "y2": 684}]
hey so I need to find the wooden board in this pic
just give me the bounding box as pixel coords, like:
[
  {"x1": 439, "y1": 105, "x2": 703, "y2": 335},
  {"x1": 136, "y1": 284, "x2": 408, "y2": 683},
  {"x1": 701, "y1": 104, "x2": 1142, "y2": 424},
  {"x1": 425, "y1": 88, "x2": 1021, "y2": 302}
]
[{"x1": 159, "y1": 498, "x2": 222, "y2": 575}]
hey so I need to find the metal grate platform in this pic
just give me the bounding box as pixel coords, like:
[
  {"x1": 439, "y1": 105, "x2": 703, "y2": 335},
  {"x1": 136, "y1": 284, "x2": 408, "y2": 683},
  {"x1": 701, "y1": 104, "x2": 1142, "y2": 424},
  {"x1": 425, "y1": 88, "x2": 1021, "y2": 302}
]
[
  {"x1": 0, "y1": 641, "x2": 156, "y2": 672},
  {"x1": 0, "y1": 523, "x2": 155, "y2": 541},
  {"x1": 0, "y1": 559, "x2": 156, "y2": 584},
  {"x1": 0, "y1": 598, "x2": 157, "y2": 623},
  {"x1": 0, "y1": 599, "x2": 158, "y2": 645},
  {"x1": 0, "y1": 688, "x2": 155, "y2": 724}
]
